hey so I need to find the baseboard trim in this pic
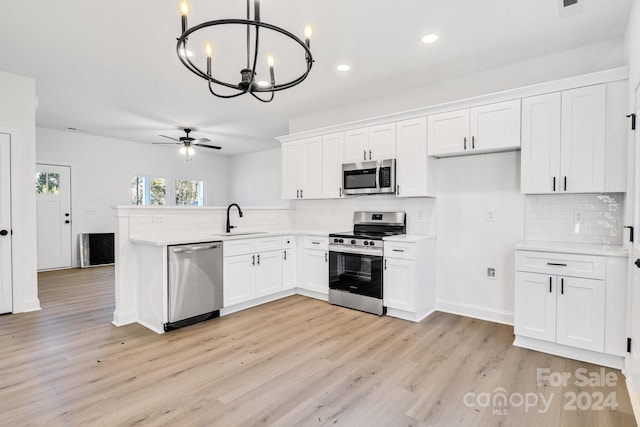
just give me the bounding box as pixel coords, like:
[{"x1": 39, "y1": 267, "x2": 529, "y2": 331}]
[
  {"x1": 21, "y1": 299, "x2": 41, "y2": 312},
  {"x1": 138, "y1": 319, "x2": 165, "y2": 334},
  {"x1": 112, "y1": 310, "x2": 137, "y2": 327},
  {"x1": 387, "y1": 307, "x2": 436, "y2": 323},
  {"x1": 295, "y1": 288, "x2": 329, "y2": 302},
  {"x1": 436, "y1": 299, "x2": 514, "y2": 325},
  {"x1": 625, "y1": 375, "x2": 640, "y2": 425},
  {"x1": 514, "y1": 335, "x2": 624, "y2": 369},
  {"x1": 220, "y1": 289, "x2": 296, "y2": 317}
]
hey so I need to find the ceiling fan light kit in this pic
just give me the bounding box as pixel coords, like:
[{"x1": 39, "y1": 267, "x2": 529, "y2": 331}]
[
  {"x1": 154, "y1": 128, "x2": 221, "y2": 157},
  {"x1": 177, "y1": 0, "x2": 314, "y2": 103}
]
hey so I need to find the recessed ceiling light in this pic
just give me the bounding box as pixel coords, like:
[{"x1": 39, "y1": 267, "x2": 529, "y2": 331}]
[
  {"x1": 421, "y1": 34, "x2": 439, "y2": 44},
  {"x1": 179, "y1": 48, "x2": 194, "y2": 58},
  {"x1": 336, "y1": 64, "x2": 351, "y2": 72}
]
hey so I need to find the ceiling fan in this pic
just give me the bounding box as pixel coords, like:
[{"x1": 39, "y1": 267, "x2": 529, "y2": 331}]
[{"x1": 153, "y1": 128, "x2": 221, "y2": 155}]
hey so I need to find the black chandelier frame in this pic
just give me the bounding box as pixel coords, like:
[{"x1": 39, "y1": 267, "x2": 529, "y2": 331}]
[{"x1": 176, "y1": 0, "x2": 314, "y2": 103}]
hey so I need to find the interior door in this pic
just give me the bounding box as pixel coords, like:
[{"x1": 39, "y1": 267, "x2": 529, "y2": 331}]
[
  {"x1": 0, "y1": 133, "x2": 12, "y2": 314},
  {"x1": 36, "y1": 164, "x2": 72, "y2": 270},
  {"x1": 626, "y1": 98, "x2": 640, "y2": 413}
]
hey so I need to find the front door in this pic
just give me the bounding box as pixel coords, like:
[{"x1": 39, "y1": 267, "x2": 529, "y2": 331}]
[
  {"x1": 0, "y1": 133, "x2": 12, "y2": 314},
  {"x1": 36, "y1": 164, "x2": 71, "y2": 270}
]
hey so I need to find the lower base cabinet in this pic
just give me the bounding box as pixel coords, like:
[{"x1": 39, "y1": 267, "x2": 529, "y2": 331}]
[
  {"x1": 514, "y1": 248, "x2": 627, "y2": 368},
  {"x1": 302, "y1": 236, "x2": 329, "y2": 295},
  {"x1": 282, "y1": 235, "x2": 297, "y2": 291}
]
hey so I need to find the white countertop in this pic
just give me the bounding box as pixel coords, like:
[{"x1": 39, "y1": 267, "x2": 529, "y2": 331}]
[
  {"x1": 384, "y1": 234, "x2": 436, "y2": 243},
  {"x1": 515, "y1": 241, "x2": 628, "y2": 257},
  {"x1": 129, "y1": 230, "x2": 332, "y2": 246}
]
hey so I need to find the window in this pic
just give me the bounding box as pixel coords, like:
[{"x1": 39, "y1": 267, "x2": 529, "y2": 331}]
[
  {"x1": 36, "y1": 172, "x2": 60, "y2": 194},
  {"x1": 131, "y1": 176, "x2": 166, "y2": 206},
  {"x1": 175, "y1": 179, "x2": 204, "y2": 206}
]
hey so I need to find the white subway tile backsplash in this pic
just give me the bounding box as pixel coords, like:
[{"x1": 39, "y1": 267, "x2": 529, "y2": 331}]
[{"x1": 524, "y1": 193, "x2": 624, "y2": 245}]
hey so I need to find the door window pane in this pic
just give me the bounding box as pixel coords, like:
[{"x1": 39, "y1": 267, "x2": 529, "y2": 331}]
[
  {"x1": 175, "y1": 180, "x2": 204, "y2": 206},
  {"x1": 36, "y1": 172, "x2": 60, "y2": 194}
]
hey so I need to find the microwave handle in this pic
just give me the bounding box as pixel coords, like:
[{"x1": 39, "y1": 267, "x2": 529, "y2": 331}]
[{"x1": 375, "y1": 162, "x2": 381, "y2": 192}]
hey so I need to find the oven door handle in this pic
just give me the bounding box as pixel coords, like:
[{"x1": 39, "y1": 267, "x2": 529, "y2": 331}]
[
  {"x1": 375, "y1": 162, "x2": 381, "y2": 193},
  {"x1": 328, "y1": 247, "x2": 383, "y2": 257}
]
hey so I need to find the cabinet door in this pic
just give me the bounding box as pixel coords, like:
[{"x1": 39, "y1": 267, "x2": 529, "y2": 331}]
[
  {"x1": 383, "y1": 257, "x2": 415, "y2": 312},
  {"x1": 556, "y1": 276, "x2": 605, "y2": 352},
  {"x1": 427, "y1": 109, "x2": 469, "y2": 156},
  {"x1": 303, "y1": 249, "x2": 328, "y2": 295},
  {"x1": 255, "y1": 250, "x2": 282, "y2": 298},
  {"x1": 560, "y1": 84, "x2": 606, "y2": 193},
  {"x1": 321, "y1": 132, "x2": 344, "y2": 199},
  {"x1": 223, "y1": 254, "x2": 255, "y2": 307},
  {"x1": 514, "y1": 272, "x2": 556, "y2": 342},
  {"x1": 282, "y1": 248, "x2": 297, "y2": 290},
  {"x1": 300, "y1": 136, "x2": 323, "y2": 199},
  {"x1": 344, "y1": 128, "x2": 369, "y2": 163},
  {"x1": 281, "y1": 142, "x2": 300, "y2": 199},
  {"x1": 469, "y1": 100, "x2": 521, "y2": 152},
  {"x1": 368, "y1": 123, "x2": 396, "y2": 160},
  {"x1": 521, "y1": 93, "x2": 562, "y2": 194},
  {"x1": 396, "y1": 117, "x2": 431, "y2": 197}
]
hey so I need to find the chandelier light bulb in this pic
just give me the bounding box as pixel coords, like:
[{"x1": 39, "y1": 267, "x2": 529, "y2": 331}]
[
  {"x1": 304, "y1": 25, "x2": 313, "y2": 39},
  {"x1": 179, "y1": 0, "x2": 190, "y2": 16},
  {"x1": 267, "y1": 54, "x2": 275, "y2": 68},
  {"x1": 205, "y1": 41, "x2": 214, "y2": 58}
]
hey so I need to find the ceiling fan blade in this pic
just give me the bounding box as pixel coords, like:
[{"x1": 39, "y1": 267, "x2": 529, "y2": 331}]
[
  {"x1": 159, "y1": 134, "x2": 180, "y2": 142},
  {"x1": 194, "y1": 137, "x2": 211, "y2": 143},
  {"x1": 152, "y1": 142, "x2": 180, "y2": 145},
  {"x1": 194, "y1": 143, "x2": 222, "y2": 150}
]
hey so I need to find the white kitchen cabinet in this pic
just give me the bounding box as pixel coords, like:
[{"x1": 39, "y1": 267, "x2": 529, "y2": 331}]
[
  {"x1": 514, "y1": 247, "x2": 628, "y2": 368},
  {"x1": 383, "y1": 237, "x2": 435, "y2": 322},
  {"x1": 223, "y1": 237, "x2": 283, "y2": 307},
  {"x1": 281, "y1": 137, "x2": 322, "y2": 200},
  {"x1": 344, "y1": 123, "x2": 396, "y2": 163},
  {"x1": 395, "y1": 117, "x2": 436, "y2": 197},
  {"x1": 282, "y1": 235, "x2": 297, "y2": 290},
  {"x1": 427, "y1": 100, "x2": 521, "y2": 157},
  {"x1": 521, "y1": 84, "x2": 611, "y2": 194},
  {"x1": 321, "y1": 132, "x2": 344, "y2": 198},
  {"x1": 301, "y1": 236, "x2": 329, "y2": 296}
]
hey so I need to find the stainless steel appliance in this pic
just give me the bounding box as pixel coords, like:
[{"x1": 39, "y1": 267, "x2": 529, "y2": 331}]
[
  {"x1": 329, "y1": 211, "x2": 406, "y2": 315},
  {"x1": 166, "y1": 241, "x2": 223, "y2": 331},
  {"x1": 342, "y1": 159, "x2": 396, "y2": 195}
]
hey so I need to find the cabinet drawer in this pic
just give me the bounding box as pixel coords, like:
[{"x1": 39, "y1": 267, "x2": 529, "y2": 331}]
[
  {"x1": 384, "y1": 241, "x2": 415, "y2": 260},
  {"x1": 304, "y1": 236, "x2": 328, "y2": 250},
  {"x1": 224, "y1": 239, "x2": 256, "y2": 257},
  {"x1": 515, "y1": 250, "x2": 605, "y2": 280},
  {"x1": 255, "y1": 237, "x2": 282, "y2": 253},
  {"x1": 281, "y1": 235, "x2": 296, "y2": 249}
]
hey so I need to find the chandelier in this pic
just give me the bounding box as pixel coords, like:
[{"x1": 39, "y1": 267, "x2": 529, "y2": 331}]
[{"x1": 177, "y1": 0, "x2": 314, "y2": 103}]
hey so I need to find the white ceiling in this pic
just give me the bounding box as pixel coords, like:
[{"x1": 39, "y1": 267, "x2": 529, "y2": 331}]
[{"x1": 0, "y1": 0, "x2": 632, "y2": 155}]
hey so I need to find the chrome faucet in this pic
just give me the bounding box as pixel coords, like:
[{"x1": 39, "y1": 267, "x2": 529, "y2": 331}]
[{"x1": 226, "y1": 203, "x2": 243, "y2": 233}]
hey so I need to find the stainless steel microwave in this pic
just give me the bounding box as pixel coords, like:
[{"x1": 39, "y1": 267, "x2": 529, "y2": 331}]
[{"x1": 342, "y1": 159, "x2": 396, "y2": 195}]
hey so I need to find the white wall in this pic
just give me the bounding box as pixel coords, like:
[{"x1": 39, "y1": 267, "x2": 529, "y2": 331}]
[
  {"x1": 228, "y1": 148, "x2": 289, "y2": 208},
  {"x1": 0, "y1": 70, "x2": 39, "y2": 312},
  {"x1": 36, "y1": 127, "x2": 230, "y2": 267}
]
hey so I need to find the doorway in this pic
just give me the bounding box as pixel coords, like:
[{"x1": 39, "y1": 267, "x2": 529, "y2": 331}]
[
  {"x1": 0, "y1": 133, "x2": 12, "y2": 313},
  {"x1": 36, "y1": 164, "x2": 71, "y2": 270}
]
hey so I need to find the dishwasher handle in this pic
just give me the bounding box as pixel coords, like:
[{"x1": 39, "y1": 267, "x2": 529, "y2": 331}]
[{"x1": 170, "y1": 243, "x2": 222, "y2": 253}]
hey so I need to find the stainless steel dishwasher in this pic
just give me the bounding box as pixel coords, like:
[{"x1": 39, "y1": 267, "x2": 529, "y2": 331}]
[{"x1": 165, "y1": 241, "x2": 223, "y2": 331}]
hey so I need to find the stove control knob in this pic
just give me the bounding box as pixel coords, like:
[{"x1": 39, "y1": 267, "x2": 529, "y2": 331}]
[
  {"x1": 333, "y1": 238, "x2": 339, "y2": 243},
  {"x1": 369, "y1": 241, "x2": 375, "y2": 246},
  {"x1": 339, "y1": 239, "x2": 344, "y2": 243},
  {"x1": 364, "y1": 241, "x2": 369, "y2": 246},
  {"x1": 351, "y1": 240, "x2": 356, "y2": 245}
]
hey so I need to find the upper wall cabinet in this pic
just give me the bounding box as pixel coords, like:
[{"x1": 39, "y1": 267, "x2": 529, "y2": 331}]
[
  {"x1": 321, "y1": 132, "x2": 344, "y2": 199},
  {"x1": 521, "y1": 82, "x2": 627, "y2": 194},
  {"x1": 281, "y1": 137, "x2": 323, "y2": 200},
  {"x1": 344, "y1": 123, "x2": 396, "y2": 162},
  {"x1": 395, "y1": 117, "x2": 436, "y2": 197},
  {"x1": 427, "y1": 99, "x2": 521, "y2": 157}
]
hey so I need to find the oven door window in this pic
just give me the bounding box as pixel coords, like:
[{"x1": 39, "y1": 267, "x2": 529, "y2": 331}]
[
  {"x1": 329, "y1": 251, "x2": 383, "y2": 299},
  {"x1": 343, "y1": 168, "x2": 377, "y2": 190}
]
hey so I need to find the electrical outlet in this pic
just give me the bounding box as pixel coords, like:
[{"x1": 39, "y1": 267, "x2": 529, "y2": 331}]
[
  {"x1": 487, "y1": 267, "x2": 496, "y2": 279},
  {"x1": 574, "y1": 211, "x2": 583, "y2": 224},
  {"x1": 153, "y1": 215, "x2": 165, "y2": 223},
  {"x1": 84, "y1": 207, "x2": 97, "y2": 215},
  {"x1": 486, "y1": 210, "x2": 496, "y2": 222},
  {"x1": 418, "y1": 209, "x2": 424, "y2": 220}
]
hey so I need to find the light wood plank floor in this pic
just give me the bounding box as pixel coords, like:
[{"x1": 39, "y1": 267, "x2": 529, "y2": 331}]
[{"x1": 0, "y1": 266, "x2": 636, "y2": 426}]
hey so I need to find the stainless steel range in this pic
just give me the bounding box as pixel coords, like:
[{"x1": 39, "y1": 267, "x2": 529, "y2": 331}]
[{"x1": 328, "y1": 211, "x2": 406, "y2": 315}]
